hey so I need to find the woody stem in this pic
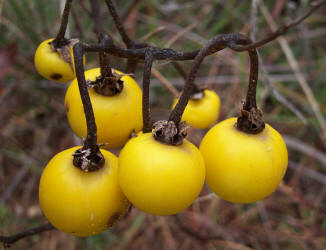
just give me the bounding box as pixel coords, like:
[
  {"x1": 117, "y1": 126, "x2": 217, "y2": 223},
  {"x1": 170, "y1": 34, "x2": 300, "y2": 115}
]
[{"x1": 52, "y1": 0, "x2": 72, "y2": 47}]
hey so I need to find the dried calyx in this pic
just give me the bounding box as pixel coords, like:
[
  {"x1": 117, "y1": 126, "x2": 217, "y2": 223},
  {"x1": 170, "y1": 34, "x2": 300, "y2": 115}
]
[
  {"x1": 73, "y1": 146, "x2": 105, "y2": 172},
  {"x1": 50, "y1": 38, "x2": 79, "y2": 72},
  {"x1": 152, "y1": 120, "x2": 190, "y2": 145},
  {"x1": 236, "y1": 105, "x2": 265, "y2": 134},
  {"x1": 87, "y1": 69, "x2": 129, "y2": 96}
]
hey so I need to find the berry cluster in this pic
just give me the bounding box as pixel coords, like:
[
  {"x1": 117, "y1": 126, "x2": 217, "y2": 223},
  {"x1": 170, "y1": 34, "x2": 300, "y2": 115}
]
[{"x1": 34, "y1": 0, "x2": 290, "y2": 238}]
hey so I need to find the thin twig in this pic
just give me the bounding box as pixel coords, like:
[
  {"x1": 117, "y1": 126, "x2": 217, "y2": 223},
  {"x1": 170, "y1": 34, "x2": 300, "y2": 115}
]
[
  {"x1": 105, "y1": 0, "x2": 132, "y2": 47},
  {"x1": 90, "y1": 0, "x2": 103, "y2": 34},
  {"x1": 73, "y1": 43, "x2": 97, "y2": 152},
  {"x1": 0, "y1": 223, "x2": 55, "y2": 247},
  {"x1": 142, "y1": 49, "x2": 154, "y2": 132},
  {"x1": 230, "y1": 0, "x2": 326, "y2": 51},
  {"x1": 52, "y1": 0, "x2": 72, "y2": 47},
  {"x1": 169, "y1": 35, "x2": 230, "y2": 126},
  {"x1": 72, "y1": 43, "x2": 104, "y2": 171}
]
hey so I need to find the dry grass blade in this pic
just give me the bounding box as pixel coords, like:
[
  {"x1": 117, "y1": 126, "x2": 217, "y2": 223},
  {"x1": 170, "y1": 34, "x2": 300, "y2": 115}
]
[
  {"x1": 165, "y1": 20, "x2": 199, "y2": 48},
  {"x1": 284, "y1": 135, "x2": 326, "y2": 165},
  {"x1": 259, "y1": 0, "x2": 326, "y2": 145},
  {"x1": 151, "y1": 67, "x2": 179, "y2": 98},
  {"x1": 139, "y1": 26, "x2": 165, "y2": 42},
  {"x1": 289, "y1": 161, "x2": 326, "y2": 185}
]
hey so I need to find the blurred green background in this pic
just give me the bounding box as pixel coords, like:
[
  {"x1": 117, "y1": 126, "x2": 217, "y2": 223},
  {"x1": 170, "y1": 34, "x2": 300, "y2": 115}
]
[{"x1": 1, "y1": 0, "x2": 326, "y2": 249}]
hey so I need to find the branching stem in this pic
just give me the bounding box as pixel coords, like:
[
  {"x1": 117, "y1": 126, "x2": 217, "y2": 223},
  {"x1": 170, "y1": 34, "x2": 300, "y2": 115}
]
[
  {"x1": 228, "y1": 0, "x2": 326, "y2": 52},
  {"x1": 3, "y1": 0, "x2": 324, "y2": 245},
  {"x1": 104, "y1": 0, "x2": 132, "y2": 47}
]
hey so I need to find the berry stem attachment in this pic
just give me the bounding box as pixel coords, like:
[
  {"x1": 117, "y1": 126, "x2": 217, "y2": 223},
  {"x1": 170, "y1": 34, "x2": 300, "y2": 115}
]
[
  {"x1": 98, "y1": 34, "x2": 113, "y2": 78},
  {"x1": 244, "y1": 49, "x2": 258, "y2": 111},
  {"x1": 90, "y1": 33, "x2": 124, "y2": 96},
  {"x1": 52, "y1": 0, "x2": 72, "y2": 48},
  {"x1": 235, "y1": 47, "x2": 265, "y2": 134},
  {"x1": 72, "y1": 43, "x2": 105, "y2": 172},
  {"x1": 142, "y1": 49, "x2": 154, "y2": 133}
]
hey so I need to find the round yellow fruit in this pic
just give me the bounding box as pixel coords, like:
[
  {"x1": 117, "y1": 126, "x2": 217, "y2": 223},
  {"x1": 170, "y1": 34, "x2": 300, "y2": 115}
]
[
  {"x1": 34, "y1": 38, "x2": 76, "y2": 83},
  {"x1": 65, "y1": 68, "x2": 143, "y2": 148},
  {"x1": 199, "y1": 117, "x2": 288, "y2": 203},
  {"x1": 119, "y1": 132, "x2": 206, "y2": 215},
  {"x1": 39, "y1": 147, "x2": 130, "y2": 236},
  {"x1": 172, "y1": 89, "x2": 220, "y2": 129}
]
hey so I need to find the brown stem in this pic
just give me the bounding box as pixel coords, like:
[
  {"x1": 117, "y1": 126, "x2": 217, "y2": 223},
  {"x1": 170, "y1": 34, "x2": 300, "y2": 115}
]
[
  {"x1": 104, "y1": 0, "x2": 148, "y2": 74},
  {"x1": 91, "y1": 33, "x2": 124, "y2": 96},
  {"x1": 228, "y1": 43, "x2": 265, "y2": 133},
  {"x1": 90, "y1": 0, "x2": 103, "y2": 35},
  {"x1": 244, "y1": 49, "x2": 259, "y2": 111},
  {"x1": 125, "y1": 59, "x2": 138, "y2": 74},
  {"x1": 77, "y1": 0, "x2": 323, "y2": 134},
  {"x1": 83, "y1": 0, "x2": 323, "y2": 60},
  {"x1": 0, "y1": 223, "x2": 54, "y2": 247},
  {"x1": 52, "y1": 0, "x2": 72, "y2": 48},
  {"x1": 104, "y1": 0, "x2": 132, "y2": 48},
  {"x1": 125, "y1": 42, "x2": 149, "y2": 74},
  {"x1": 98, "y1": 34, "x2": 113, "y2": 78},
  {"x1": 142, "y1": 49, "x2": 154, "y2": 133},
  {"x1": 81, "y1": 0, "x2": 322, "y2": 57},
  {"x1": 169, "y1": 35, "x2": 230, "y2": 126},
  {"x1": 72, "y1": 43, "x2": 104, "y2": 171}
]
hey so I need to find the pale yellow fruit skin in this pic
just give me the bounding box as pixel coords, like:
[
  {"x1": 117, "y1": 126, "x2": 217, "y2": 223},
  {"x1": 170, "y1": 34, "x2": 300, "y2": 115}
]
[
  {"x1": 118, "y1": 133, "x2": 206, "y2": 216},
  {"x1": 172, "y1": 89, "x2": 220, "y2": 129},
  {"x1": 199, "y1": 117, "x2": 288, "y2": 203},
  {"x1": 34, "y1": 38, "x2": 76, "y2": 83},
  {"x1": 39, "y1": 147, "x2": 130, "y2": 236},
  {"x1": 65, "y1": 68, "x2": 143, "y2": 149}
]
